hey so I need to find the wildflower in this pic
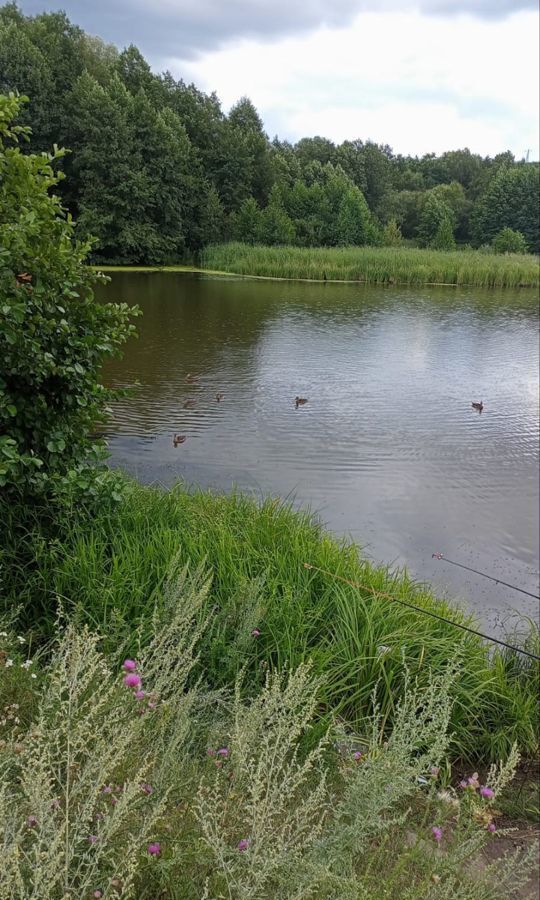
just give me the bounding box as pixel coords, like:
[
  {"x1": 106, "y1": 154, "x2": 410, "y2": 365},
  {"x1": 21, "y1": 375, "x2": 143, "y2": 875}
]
[
  {"x1": 431, "y1": 826, "x2": 443, "y2": 843},
  {"x1": 147, "y1": 700, "x2": 157, "y2": 710},
  {"x1": 5, "y1": 659, "x2": 13, "y2": 667},
  {"x1": 101, "y1": 785, "x2": 113, "y2": 795},
  {"x1": 431, "y1": 874, "x2": 441, "y2": 884},
  {"x1": 430, "y1": 766, "x2": 440, "y2": 777},
  {"x1": 134, "y1": 690, "x2": 146, "y2": 700},
  {"x1": 26, "y1": 815, "x2": 38, "y2": 828},
  {"x1": 0, "y1": 631, "x2": 7, "y2": 637},
  {"x1": 31, "y1": 673, "x2": 37, "y2": 679},
  {"x1": 237, "y1": 838, "x2": 250, "y2": 851},
  {"x1": 140, "y1": 783, "x2": 153, "y2": 795},
  {"x1": 88, "y1": 835, "x2": 98, "y2": 844},
  {"x1": 487, "y1": 823, "x2": 496, "y2": 833},
  {"x1": 217, "y1": 748, "x2": 229, "y2": 757},
  {"x1": 123, "y1": 659, "x2": 137, "y2": 672},
  {"x1": 206, "y1": 748, "x2": 216, "y2": 757},
  {"x1": 148, "y1": 842, "x2": 161, "y2": 856},
  {"x1": 20, "y1": 660, "x2": 32, "y2": 669},
  {"x1": 479, "y1": 786, "x2": 494, "y2": 799},
  {"x1": 251, "y1": 628, "x2": 261, "y2": 637},
  {"x1": 459, "y1": 779, "x2": 468, "y2": 789},
  {"x1": 353, "y1": 751, "x2": 364, "y2": 761},
  {"x1": 123, "y1": 673, "x2": 141, "y2": 689},
  {"x1": 467, "y1": 773, "x2": 480, "y2": 789},
  {"x1": 17, "y1": 636, "x2": 25, "y2": 644},
  {"x1": 93, "y1": 892, "x2": 103, "y2": 899}
]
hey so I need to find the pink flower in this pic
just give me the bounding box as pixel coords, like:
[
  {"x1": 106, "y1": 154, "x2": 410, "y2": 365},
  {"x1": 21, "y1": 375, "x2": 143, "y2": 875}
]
[
  {"x1": 431, "y1": 826, "x2": 443, "y2": 843},
  {"x1": 487, "y1": 823, "x2": 496, "y2": 833},
  {"x1": 206, "y1": 748, "x2": 216, "y2": 757},
  {"x1": 251, "y1": 629, "x2": 261, "y2": 637},
  {"x1": 140, "y1": 783, "x2": 153, "y2": 795},
  {"x1": 93, "y1": 892, "x2": 103, "y2": 899},
  {"x1": 237, "y1": 838, "x2": 250, "y2": 851},
  {"x1": 353, "y1": 751, "x2": 364, "y2": 761},
  {"x1": 134, "y1": 690, "x2": 146, "y2": 700},
  {"x1": 123, "y1": 673, "x2": 141, "y2": 689},
  {"x1": 148, "y1": 842, "x2": 161, "y2": 856},
  {"x1": 147, "y1": 700, "x2": 157, "y2": 710},
  {"x1": 88, "y1": 835, "x2": 98, "y2": 844},
  {"x1": 26, "y1": 815, "x2": 38, "y2": 828},
  {"x1": 467, "y1": 773, "x2": 480, "y2": 789},
  {"x1": 123, "y1": 659, "x2": 137, "y2": 672},
  {"x1": 217, "y1": 748, "x2": 229, "y2": 757},
  {"x1": 430, "y1": 767, "x2": 440, "y2": 777},
  {"x1": 101, "y1": 785, "x2": 113, "y2": 795},
  {"x1": 479, "y1": 786, "x2": 494, "y2": 799},
  {"x1": 459, "y1": 779, "x2": 468, "y2": 789}
]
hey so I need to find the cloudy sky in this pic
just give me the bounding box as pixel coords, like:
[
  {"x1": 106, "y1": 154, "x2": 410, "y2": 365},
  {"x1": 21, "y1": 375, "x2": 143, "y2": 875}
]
[{"x1": 20, "y1": 1, "x2": 539, "y2": 158}]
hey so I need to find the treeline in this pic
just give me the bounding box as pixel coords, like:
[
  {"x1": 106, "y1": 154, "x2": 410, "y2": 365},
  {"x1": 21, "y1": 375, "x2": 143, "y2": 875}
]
[{"x1": 1, "y1": 2, "x2": 538, "y2": 263}]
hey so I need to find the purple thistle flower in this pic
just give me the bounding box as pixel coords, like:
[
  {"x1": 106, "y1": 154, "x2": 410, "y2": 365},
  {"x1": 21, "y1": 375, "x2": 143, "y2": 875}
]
[
  {"x1": 93, "y1": 892, "x2": 103, "y2": 899},
  {"x1": 88, "y1": 835, "x2": 98, "y2": 844},
  {"x1": 217, "y1": 748, "x2": 229, "y2": 757},
  {"x1": 123, "y1": 659, "x2": 137, "y2": 672},
  {"x1": 480, "y1": 786, "x2": 494, "y2": 799},
  {"x1": 148, "y1": 842, "x2": 161, "y2": 856},
  {"x1": 431, "y1": 826, "x2": 443, "y2": 843},
  {"x1": 140, "y1": 783, "x2": 153, "y2": 795},
  {"x1": 487, "y1": 822, "x2": 496, "y2": 833},
  {"x1": 459, "y1": 779, "x2": 468, "y2": 789},
  {"x1": 237, "y1": 838, "x2": 250, "y2": 851},
  {"x1": 123, "y1": 673, "x2": 141, "y2": 689},
  {"x1": 26, "y1": 815, "x2": 38, "y2": 828},
  {"x1": 353, "y1": 751, "x2": 364, "y2": 761},
  {"x1": 134, "y1": 690, "x2": 146, "y2": 700}
]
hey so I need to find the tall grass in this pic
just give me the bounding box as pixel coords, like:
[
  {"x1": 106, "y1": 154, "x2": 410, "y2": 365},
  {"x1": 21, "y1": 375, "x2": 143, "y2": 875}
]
[
  {"x1": 201, "y1": 242, "x2": 540, "y2": 288},
  {"x1": 3, "y1": 481, "x2": 538, "y2": 764}
]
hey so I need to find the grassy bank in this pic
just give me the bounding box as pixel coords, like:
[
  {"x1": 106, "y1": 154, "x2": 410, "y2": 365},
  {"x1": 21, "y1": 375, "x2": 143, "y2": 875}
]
[
  {"x1": 201, "y1": 242, "x2": 540, "y2": 287},
  {"x1": 3, "y1": 481, "x2": 538, "y2": 765}
]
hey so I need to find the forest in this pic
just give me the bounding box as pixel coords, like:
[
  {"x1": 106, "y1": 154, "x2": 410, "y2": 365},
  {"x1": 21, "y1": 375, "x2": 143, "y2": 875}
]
[{"x1": 1, "y1": 1, "x2": 539, "y2": 264}]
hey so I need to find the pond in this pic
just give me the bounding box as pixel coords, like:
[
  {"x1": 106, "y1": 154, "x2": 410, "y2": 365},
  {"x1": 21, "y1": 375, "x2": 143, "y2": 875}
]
[{"x1": 99, "y1": 272, "x2": 540, "y2": 629}]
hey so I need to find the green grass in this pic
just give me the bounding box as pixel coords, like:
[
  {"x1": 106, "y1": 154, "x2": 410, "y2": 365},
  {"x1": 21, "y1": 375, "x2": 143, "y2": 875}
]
[
  {"x1": 201, "y1": 242, "x2": 540, "y2": 288},
  {"x1": 3, "y1": 481, "x2": 538, "y2": 766}
]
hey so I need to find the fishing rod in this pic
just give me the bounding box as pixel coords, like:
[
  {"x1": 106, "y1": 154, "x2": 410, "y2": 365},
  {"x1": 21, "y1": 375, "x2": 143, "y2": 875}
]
[
  {"x1": 303, "y1": 562, "x2": 540, "y2": 662},
  {"x1": 432, "y1": 553, "x2": 540, "y2": 601}
]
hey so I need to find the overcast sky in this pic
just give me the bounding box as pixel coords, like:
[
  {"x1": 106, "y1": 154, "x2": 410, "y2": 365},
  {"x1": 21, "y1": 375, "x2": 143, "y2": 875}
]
[{"x1": 20, "y1": 1, "x2": 539, "y2": 158}]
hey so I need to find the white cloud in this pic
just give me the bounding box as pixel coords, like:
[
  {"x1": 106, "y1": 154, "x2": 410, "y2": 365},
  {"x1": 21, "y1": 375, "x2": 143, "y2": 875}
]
[{"x1": 176, "y1": 10, "x2": 539, "y2": 157}]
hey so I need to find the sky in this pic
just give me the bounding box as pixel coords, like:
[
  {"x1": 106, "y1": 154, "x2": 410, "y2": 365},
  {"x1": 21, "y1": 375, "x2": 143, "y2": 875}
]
[{"x1": 20, "y1": 1, "x2": 540, "y2": 159}]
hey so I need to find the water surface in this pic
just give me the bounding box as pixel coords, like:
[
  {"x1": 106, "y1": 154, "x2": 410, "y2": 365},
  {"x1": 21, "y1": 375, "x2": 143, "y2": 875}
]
[{"x1": 99, "y1": 273, "x2": 540, "y2": 629}]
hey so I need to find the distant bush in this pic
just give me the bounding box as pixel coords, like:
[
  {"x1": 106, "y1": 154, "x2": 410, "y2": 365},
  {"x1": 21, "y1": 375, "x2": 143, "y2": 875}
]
[{"x1": 491, "y1": 228, "x2": 529, "y2": 254}]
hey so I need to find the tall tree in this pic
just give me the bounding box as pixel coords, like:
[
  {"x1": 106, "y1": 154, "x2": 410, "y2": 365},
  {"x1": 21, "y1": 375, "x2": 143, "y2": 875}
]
[{"x1": 472, "y1": 164, "x2": 539, "y2": 252}]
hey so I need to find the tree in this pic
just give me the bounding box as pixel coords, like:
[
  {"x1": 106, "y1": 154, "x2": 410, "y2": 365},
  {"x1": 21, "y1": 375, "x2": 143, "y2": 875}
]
[
  {"x1": 382, "y1": 219, "x2": 403, "y2": 246},
  {"x1": 416, "y1": 193, "x2": 456, "y2": 248},
  {"x1": 491, "y1": 227, "x2": 528, "y2": 254},
  {"x1": 233, "y1": 197, "x2": 262, "y2": 244},
  {"x1": 431, "y1": 216, "x2": 456, "y2": 250},
  {"x1": 258, "y1": 186, "x2": 295, "y2": 245},
  {"x1": 472, "y1": 165, "x2": 540, "y2": 252},
  {"x1": 0, "y1": 93, "x2": 136, "y2": 501},
  {"x1": 336, "y1": 186, "x2": 374, "y2": 245}
]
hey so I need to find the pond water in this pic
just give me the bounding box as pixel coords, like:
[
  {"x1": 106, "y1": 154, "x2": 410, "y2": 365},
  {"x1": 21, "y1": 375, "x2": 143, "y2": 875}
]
[{"x1": 99, "y1": 272, "x2": 540, "y2": 629}]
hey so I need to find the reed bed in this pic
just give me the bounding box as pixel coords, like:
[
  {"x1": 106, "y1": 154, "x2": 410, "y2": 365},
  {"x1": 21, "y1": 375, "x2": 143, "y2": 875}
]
[
  {"x1": 201, "y1": 242, "x2": 540, "y2": 288},
  {"x1": 4, "y1": 482, "x2": 538, "y2": 765}
]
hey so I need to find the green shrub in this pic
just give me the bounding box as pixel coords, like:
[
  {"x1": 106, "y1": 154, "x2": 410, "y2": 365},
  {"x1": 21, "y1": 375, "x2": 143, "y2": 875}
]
[
  {"x1": 491, "y1": 228, "x2": 529, "y2": 254},
  {"x1": 0, "y1": 93, "x2": 137, "y2": 503}
]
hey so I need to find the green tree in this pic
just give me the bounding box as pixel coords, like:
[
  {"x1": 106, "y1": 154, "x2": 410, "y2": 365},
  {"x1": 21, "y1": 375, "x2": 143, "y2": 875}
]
[
  {"x1": 258, "y1": 186, "x2": 295, "y2": 245},
  {"x1": 233, "y1": 197, "x2": 262, "y2": 244},
  {"x1": 431, "y1": 216, "x2": 456, "y2": 250},
  {"x1": 416, "y1": 193, "x2": 455, "y2": 247},
  {"x1": 336, "y1": 186, "x2": 374, "y2": 245},
  {"x1": 0, "y1": 93, "x2": 136, "y2": 501},
  {"x1": 491, "y1": 227, "x2": 528, "y2": 254},
  {"x1": 472, "y1": 164, "x2": 540, "y2": 252},
  {"x1": 382, "y1": 219, "x2": 403, "y2": 246}
]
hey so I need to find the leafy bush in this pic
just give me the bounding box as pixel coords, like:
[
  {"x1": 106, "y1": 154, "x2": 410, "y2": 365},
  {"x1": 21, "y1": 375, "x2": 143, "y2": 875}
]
[
  {"x1": 491, "y1": 228, "x2": 529, "y2": 255},
  {"x1": 0, "y1": 93, "x2": 137, "y2": 503},
  {"x1": 0, "y1": 564, "x2": 536, "y2": 898}
]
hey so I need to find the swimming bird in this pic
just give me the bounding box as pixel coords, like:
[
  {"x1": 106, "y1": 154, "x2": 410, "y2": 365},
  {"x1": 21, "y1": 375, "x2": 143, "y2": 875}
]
[
  {"x1": 216, "y1": 393, "x2": 224, "y2": 402},
  {"x1": 173, "y1": 434, "x2": 187, "y2": 446},
  {"x1": 185, "y1": 373, "x2": 199, "y2": 383},
  {"x1": 472, "y1": 401, "x2": 483, "y2": 412},
  {"x1": 295, "y1": 396, "x2": 308, "y2": 408},
  {"x1": 183, "y1": 399, "x2": 196, "y2": 409}
]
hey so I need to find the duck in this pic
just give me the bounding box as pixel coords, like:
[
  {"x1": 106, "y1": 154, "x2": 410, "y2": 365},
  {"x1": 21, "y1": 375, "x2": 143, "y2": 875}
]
[
  {"x1": 183, "y1": 399, "x2": 196, "y2": 409},
  {"x1": 295, "y1": 396, "x2": 308, "y2": 407},
  {"x1": 185, "y1": 373, "x2": 199, "y2": 384},
  {"x1": 216, "y1": 393, "x2": 225, "y2": 402},
  {"x1": 471, "y1": 401, "x2": 483, "y2": 412},
  {"x1": 173, "y1": 434, "x2": 187, "y2": 446}
]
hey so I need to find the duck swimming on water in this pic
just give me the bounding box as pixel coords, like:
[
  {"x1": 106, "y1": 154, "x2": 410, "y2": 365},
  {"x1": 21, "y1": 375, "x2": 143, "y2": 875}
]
[
  {"x1": 173, "y1": 434, "x2": 187, "y2": 446},
  {"x1": 295, "y1": 396, "x2": 308, "y2": 408},
  {"x1": 216, "y1": 393, "x2": 225, "y2": 402},
  {"x1": 472, "y1": 401, "x2": 483, "y2": 412}
]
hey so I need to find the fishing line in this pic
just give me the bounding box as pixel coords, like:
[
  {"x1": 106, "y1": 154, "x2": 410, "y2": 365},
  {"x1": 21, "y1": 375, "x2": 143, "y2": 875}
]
[
  {"x1": 303, "y1": 563, "x2": 540, "y2": 662},
  {"x1": 431, "y1": 552, "x2": 540, "y2": 600}
]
